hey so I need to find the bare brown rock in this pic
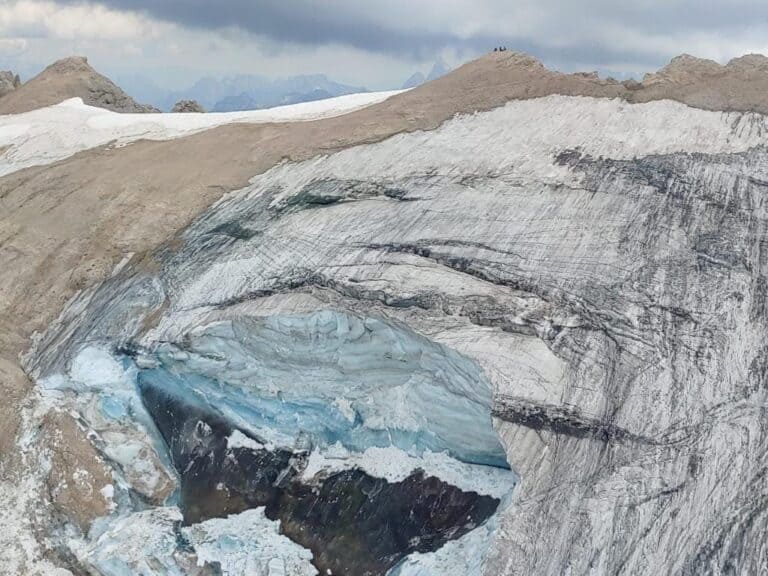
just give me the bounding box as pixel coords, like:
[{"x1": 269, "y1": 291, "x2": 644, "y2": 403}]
[
  {"x1": 629, "y1": 51, "x2": 768, "y2": 112},
  {"x1": 727, "y1": 53, "x2": 768, "y2": 73},
  {"x1": 41, "y1": 412, "x2": 113, "y2": 533},
  {"x1": 0, "y1": 56, "x2": 158, "y2": 114},
  {"x1": 642, "y1": 54, "x2": 724, "y2": 86}
]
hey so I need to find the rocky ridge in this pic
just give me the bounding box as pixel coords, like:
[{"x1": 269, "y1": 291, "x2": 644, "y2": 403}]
[{"x1": 0, "y1": 56, "x2": 158, "y2": 114}]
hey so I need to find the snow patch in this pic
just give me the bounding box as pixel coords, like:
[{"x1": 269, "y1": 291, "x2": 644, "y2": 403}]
[
  {"x1": 100, "y1": 484, "x2": 116, "y2": 511},
  {"x1": 0, "y1": 90, "x2": 405, "y2": 177},
  {"x1": 184, "y1": 508, "x2": 317, "y2": 576},
  {"x1": 227, "y1": 429, "x2": 264, "y2": 451},
  {"x1": 302, "y1": 444, "x2": 514, "y2": 499},
  {"x1": 69, "y1": 346, "x2": 130, "y2": 390}
]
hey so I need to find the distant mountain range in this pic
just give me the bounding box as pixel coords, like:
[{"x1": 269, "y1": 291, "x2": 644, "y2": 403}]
[
  {"x1": 401, "y1": 61, "x2": 451, "y2": 89},
  {"x1": 111, "y1": 60, "x2": 452, "y2": 113},
  {"x1": 113, "y1": 73, "x2": 367, "y2": 112}
]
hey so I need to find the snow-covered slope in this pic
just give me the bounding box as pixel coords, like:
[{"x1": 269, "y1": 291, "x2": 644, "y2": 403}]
[
  {"x1": 0, "y1": 90, "x2": 404, "y2": 177},
  {"x1": 19, "y1": 92, "x2": 768, "y2": 575}
]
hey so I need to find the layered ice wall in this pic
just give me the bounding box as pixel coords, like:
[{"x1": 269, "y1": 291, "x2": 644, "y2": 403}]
[
  {"x1": 141, "y1": 312, "x2": 507, "y2": 466},
  {"x1": 24, "y1": 94, "x2": 768, "y2": 574}
]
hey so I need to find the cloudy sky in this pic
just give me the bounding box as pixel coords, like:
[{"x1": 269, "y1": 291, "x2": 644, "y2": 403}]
[{"x1": 1, "y1": 0, "x2": 767, "y2": 90}]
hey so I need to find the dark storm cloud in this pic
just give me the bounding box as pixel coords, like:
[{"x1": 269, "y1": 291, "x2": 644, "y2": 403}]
[
  {"x1": 58, "y1": 0, "x2": 481, "y2": 58},
  {"x1": 54, "y1": 0, "x2": 768, "y2": 69}
]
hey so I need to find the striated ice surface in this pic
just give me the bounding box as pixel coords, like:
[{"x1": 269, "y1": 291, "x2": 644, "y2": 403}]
[{"x1": 141, "y1": 312, "x2": 509, "y2": 468}]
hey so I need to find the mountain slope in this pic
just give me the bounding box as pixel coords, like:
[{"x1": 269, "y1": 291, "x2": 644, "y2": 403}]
[
  {"x1": 0, "y1": 56, "x2": 158, "y2": 114},
  {"x1": 0, "y1": 90, "x2": 402, "y2": 177},
  {"x1": 6, "y1": 51, "x2": 768, "y2": 574}
]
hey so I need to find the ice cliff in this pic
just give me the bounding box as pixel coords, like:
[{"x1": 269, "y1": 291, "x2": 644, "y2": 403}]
[{"x1": 23, "y1": 93, "x2": 768, "y2": 574}]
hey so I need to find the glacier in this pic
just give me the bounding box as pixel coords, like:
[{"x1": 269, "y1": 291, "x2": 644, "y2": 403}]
[{"x1": 20, "y1": 92, "x2": 768, "y2": 574}]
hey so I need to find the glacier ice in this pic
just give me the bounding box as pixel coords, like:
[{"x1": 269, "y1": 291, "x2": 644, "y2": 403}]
[
  {"x1": 185, "y1": 508, "x2": 317, "y2": 576},
  {"x1": 133, "y1": 311, "x2": 513, "y2": 573},
  {"x1": 137, "y1": 311, "x2": 510, "y2": 468},
  {"x1": 24, "y1": 92, "x2": 768, "y2": 574},
  {"x1": 80, "y1": 507, "x2": 192, "y2": 576}
]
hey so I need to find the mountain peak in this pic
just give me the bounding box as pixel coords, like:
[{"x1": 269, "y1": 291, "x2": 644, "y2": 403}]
[
  {"x1": 401, "y1": 60, "x2": 452, "y2": 89},
  {"x1": 643, "y1": 53, "x2": 724, "y2": 85},
  {"x1": 43, "y1": 56, "x2": 92, "y2": 74},
  {"x1": 427, "y1": 60, "x2": 450, "y2": 82},
  {"x1": 484, "y1": 50, "x2": 546, "y2": 70},
  {"x1": 726, "y1": 53, "x2": 768, "y2": 72},
  {"x1": 402, "y1": 71, "x2": 426, "y2": 89},
  {"x1": 0, "y1": 55, "x2": 158, "y2": 114}
]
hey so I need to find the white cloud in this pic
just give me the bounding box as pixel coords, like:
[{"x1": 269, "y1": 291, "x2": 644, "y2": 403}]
[
  {"x1": 0, "y1": 0, "x2": 162, "y2": 41},
  {"x1": 122, "y1": 43, "x2": 142, "y2": 56},
  {"x1": 0, "y1": 38, "x2": 28, "y2": 56}
]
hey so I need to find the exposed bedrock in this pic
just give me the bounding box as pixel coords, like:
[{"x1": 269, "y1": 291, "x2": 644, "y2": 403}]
[
  {"x1": 24, "y1": 96, "x2": 768, "y2": 574},
  {"x1": 139, "y1": 376, "x2": 500, "y2": 576}
]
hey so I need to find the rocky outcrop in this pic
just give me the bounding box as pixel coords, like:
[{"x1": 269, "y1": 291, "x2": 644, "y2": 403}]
[
  {"x1": 0, "y1": 70, "x2": 20, "y2": 99},
  {"x1": 171, "y1": 99, "x2": 205, "y2": 113},
  {"x1": 0, "y1": 56, "x2": 158, "y2": 114}
]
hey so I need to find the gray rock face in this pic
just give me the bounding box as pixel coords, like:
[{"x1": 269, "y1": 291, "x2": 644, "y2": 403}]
[
  {"x1": 24, "y1": 95, "x2": 768, "y2": 574},
  {"x1": 0, "y1": 70, "x2": 20, "y2": 98},
  {"x1": 171, "y1": 99, "x2": 205, "y2": 113}
]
